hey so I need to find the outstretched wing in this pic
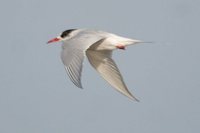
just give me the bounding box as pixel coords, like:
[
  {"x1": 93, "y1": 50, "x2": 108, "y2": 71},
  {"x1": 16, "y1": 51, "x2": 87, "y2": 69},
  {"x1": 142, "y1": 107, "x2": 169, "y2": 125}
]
[
  {"x1": 61, "y1": 49, "x2": 84, "y2": 88},
  {"x1": 86, "y1": 49, "x2": 139, "y2": 101},
  {"x1": 61, "y1": 32, "x2": 103, "y2": 88}
]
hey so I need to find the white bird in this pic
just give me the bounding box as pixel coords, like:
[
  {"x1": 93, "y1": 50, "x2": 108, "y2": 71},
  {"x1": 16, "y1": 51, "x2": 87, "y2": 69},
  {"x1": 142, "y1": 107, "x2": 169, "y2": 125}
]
[{"x1": 47, "y1": 29, "x2": 144, "y2": 101}]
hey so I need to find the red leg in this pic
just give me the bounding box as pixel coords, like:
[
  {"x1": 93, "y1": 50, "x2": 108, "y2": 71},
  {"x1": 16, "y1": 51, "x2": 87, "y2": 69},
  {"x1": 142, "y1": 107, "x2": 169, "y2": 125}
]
[{"x1": 116, "y1": 45, "x2": 125, "y2": 50}]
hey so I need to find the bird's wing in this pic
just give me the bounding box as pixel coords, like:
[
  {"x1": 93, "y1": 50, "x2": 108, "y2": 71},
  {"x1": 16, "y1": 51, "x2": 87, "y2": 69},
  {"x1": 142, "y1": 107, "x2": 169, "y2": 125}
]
[
  {"x1": 86, "y1": 40, "x2": 139, "y2": 101},
  {"x1": 61, "y1": 34, "x2": 103, "y2": 88},
  {"x1": 61, "y1": 49, "x2": 84, "y2": 88}
]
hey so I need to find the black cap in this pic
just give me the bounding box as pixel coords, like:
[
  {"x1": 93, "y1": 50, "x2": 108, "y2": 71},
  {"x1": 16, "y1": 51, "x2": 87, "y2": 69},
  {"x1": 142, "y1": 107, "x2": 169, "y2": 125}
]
[{"x1": 60, "y1": 29, "x2": 76, "y2": 38}]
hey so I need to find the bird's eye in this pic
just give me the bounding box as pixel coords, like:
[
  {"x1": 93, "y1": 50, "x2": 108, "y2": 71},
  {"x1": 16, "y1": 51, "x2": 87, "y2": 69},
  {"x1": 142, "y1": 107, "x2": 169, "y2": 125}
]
[
  {"x1": 61, "y1": 32, "x2": 67, "y2": 38},
  {"x1": 60, "y1": 29, "x2": 76, "y2": 38}
]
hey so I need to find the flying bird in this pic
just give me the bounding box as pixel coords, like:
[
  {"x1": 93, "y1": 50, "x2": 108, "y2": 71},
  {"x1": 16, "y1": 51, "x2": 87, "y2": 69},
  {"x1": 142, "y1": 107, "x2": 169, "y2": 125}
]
[{"x1": 47, "y1": 29, "x2": 145, "y2": 101}]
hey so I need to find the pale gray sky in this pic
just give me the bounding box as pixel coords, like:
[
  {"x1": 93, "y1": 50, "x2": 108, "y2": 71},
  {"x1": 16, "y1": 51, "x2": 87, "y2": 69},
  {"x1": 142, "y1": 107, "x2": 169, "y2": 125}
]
[{"x1": 0, "y1": 0, "x2": 199, "y2": 133}]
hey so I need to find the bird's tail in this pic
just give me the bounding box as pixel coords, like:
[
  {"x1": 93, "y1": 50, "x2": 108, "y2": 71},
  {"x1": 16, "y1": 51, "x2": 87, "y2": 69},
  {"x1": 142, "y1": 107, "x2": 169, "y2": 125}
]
[{"x1": 122, "y1": 38, "x2": 154, "y2": 46}]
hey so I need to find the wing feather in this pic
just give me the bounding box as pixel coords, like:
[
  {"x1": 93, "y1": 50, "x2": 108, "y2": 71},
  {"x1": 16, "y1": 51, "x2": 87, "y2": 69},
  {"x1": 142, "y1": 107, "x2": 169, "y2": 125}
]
[
  {"x1": 61, "y1": 33, "x2": 103, "y2": 88},
  {"x1": 63, "y1": 50, "x2": 84, "y2": 88},
  {"x1": 86, "y1": 50, "x2": 139, "y2": 101}
]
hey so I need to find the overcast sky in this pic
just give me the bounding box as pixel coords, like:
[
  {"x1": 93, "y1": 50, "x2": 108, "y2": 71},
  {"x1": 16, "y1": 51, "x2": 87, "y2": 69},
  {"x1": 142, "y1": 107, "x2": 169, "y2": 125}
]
[{"x1": 0, "y1": 0, "x2": 199, "y2": 133}]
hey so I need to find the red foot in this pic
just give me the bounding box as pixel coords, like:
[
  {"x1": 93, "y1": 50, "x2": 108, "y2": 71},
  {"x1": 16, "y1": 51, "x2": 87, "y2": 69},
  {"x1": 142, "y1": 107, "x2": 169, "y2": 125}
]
[{"x1": 116, "y1": 45, "x2": 125, "y2": 50}]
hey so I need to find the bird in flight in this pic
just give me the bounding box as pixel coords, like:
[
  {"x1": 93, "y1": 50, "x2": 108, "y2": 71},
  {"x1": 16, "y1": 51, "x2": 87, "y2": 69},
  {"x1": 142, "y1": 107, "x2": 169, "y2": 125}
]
[{"x1": 47, "y1": 29, "x2": 145, "y2": 101}]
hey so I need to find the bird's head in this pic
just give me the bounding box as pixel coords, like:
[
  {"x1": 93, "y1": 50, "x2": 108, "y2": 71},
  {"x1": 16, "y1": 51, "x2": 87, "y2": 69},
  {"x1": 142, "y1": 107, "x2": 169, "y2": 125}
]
[{"x1": 47, "y1": 29, "x2": 77, "y2": 44}]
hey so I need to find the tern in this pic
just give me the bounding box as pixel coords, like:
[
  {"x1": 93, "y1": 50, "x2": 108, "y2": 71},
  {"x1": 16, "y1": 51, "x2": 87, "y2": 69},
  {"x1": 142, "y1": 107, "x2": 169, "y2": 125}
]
[{"x1": 47, "y1": 29, "x2": 144, "y2": 101}]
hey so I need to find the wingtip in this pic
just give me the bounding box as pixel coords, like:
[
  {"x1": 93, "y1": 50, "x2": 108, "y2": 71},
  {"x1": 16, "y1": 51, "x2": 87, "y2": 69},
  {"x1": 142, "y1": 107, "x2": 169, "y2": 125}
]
[
  {"x1": 78, "y1": 85, "x2": 84, "y2": 89},
  {"x1": 129, "y1": 95, "x2": 140, "y2": 102},
  {"x1": 133, "y1": 97, "x2": 140, "y2": 102},
  {"x1": 122, "y1": 89, "x2": 140, "y2": 102},
  {"x1": 73, "y1": 83, "x2": 84, "y2": 89}
]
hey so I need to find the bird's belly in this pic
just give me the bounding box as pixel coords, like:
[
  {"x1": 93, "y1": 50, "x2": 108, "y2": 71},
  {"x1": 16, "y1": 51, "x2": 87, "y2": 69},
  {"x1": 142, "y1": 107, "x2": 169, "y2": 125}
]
[{"x1": 96, "y1": 43, "x2": 117, "y2": 50}]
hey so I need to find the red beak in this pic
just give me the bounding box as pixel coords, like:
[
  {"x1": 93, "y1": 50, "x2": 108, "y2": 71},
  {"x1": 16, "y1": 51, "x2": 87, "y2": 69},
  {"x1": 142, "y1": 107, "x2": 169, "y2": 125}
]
[{"x1": 47, "y1": 37, "x2": 61, "y2": 44}]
